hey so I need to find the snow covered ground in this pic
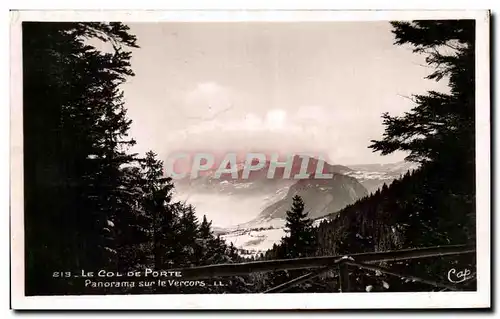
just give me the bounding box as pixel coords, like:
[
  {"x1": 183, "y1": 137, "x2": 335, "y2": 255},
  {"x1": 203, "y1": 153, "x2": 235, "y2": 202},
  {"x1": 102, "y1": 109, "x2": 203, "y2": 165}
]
[
  {"x1": 218, "y1": 216, "x2": 329, "y2": 258},
  {"x1": 221, "y1": 226, "x2": 287, "y2": 258}
]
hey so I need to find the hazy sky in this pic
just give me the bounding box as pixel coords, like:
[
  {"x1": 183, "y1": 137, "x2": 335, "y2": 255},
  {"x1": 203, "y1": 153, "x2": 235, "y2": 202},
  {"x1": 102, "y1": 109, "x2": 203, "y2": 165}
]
[{"x1": 121, "y1": 22, "x2": 446, "y2": 165}]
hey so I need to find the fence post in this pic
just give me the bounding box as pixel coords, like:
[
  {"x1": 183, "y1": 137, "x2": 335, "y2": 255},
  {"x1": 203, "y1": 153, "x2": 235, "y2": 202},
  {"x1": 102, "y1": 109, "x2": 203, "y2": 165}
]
[{"x1": 338, "y1": 262, "x2": 349, "y2": 292}]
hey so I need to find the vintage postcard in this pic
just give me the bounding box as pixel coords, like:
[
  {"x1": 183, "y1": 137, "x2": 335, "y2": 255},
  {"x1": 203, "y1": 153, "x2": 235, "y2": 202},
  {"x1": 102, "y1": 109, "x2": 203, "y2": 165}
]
[{"x1": 10, "y1": 9, "x2": 490, "y2": 310}]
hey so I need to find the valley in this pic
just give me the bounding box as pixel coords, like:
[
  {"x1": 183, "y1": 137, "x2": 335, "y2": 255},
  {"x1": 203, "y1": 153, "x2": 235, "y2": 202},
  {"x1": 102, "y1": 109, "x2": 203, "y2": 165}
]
[{"x1": 172, "y1": 159, "x2": 418, "y2": 257}]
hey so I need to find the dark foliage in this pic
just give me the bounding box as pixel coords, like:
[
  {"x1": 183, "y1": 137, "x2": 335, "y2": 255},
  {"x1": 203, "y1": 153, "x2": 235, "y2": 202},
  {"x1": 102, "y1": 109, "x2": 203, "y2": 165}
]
[
  {"x1": 23, "y1": 22, "x2": 247, "y2": 295},
  {"x1": 260, "y1": 20, "x2": 476, "y2": 293}
]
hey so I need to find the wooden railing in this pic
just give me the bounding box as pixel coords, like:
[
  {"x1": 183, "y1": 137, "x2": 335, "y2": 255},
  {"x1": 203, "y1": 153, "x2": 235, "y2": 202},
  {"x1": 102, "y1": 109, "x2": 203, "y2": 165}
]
[{"x1": 172, "y1": 244, "x2": 476, "y2": 293}]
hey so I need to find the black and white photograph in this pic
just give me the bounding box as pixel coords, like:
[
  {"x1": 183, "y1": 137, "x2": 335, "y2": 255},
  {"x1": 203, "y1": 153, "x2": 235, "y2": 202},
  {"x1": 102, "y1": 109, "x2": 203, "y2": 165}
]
[{"x1": 9, "y1": 9, "x2": 491, "y2": 310}]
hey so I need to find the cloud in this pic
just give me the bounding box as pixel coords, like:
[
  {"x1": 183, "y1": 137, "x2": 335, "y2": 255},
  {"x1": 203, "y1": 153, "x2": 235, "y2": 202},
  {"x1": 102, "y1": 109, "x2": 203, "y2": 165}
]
[
  {"x1": 182, "y1": 81, "x2": 235, "y2": 120},
  {"x1": 265, "y1": 109, "x2": 287, "y2": 130},
  {"x1": 164, "y1": 107, "x2": 334, "y2": 158},
  {"x1": 243, "y1": 113, "x2": 263, "y2": 131},
  {"x1": 180, "y1": 109, "x2": 293, "y2": 134},
  {"x1": 161, "y1": 103, "x2": 399, "y2": 164},
  {"x1": 295, "y1": 105, "x2": 327, "y2": 122}
]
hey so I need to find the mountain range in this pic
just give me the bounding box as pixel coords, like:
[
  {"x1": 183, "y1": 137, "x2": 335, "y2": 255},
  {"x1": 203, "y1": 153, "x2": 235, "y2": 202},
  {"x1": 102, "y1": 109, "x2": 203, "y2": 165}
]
[
  {"x1": 172, "y1": 157, "x2": 419, "y2": 257},
  {"x1": 343, "y1": 161, "x2": 420, "y2": 194}
]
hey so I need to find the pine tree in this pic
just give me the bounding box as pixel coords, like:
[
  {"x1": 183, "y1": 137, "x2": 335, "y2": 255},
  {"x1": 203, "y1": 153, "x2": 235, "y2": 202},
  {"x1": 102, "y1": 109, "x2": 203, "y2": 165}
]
[
  {"x1": 23, "y1": 21, "x2": 260, "y2": 295},
  {"x1": 177, "y1": 204, "x2": 200, "y2": 267},
  {"x1": 267, "y1": 195, "x2": 316, "y2": 292},
  {"x1": 139, "y1": 151, "x2": 176, "y2": 272},
  {"x1": 295, "y1": 20, "x2": 478, "y2": 293},
  {"x1": 282, "y1": 195, "x2": 316, "y2": 258},
  {"x1": 368, "y1": 20, "x2": 476, "y2": 266},
  {"x1": 199, "y1": 215, "x2": 213, "y2": 239},
  {"x1": 369, "y1": 20, "x2": 475, "y2": 167},
  {"x1": 196, "y1": 215, "x2": 214, "y2": 265},
  {"x1": 23, "y1": 22, "x2": 139, "y2": 295}
]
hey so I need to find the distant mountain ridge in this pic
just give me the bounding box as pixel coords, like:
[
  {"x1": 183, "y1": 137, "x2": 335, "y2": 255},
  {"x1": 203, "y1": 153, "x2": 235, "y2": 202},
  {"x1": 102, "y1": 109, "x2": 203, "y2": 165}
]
[
  {"x1": 174, "y1": 155, "x2": 353, "y2": 196},
  {"x1": 259, "y1": 173, "x2": 368, "y2": 220},
  {"x1": 212, "y1": 160, "x2": 420, "y2": 257},
  {"x1": 343, "y1": 161, "x2": 420, "y2": 194}
]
